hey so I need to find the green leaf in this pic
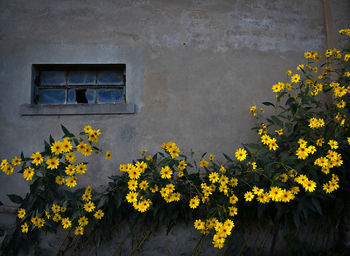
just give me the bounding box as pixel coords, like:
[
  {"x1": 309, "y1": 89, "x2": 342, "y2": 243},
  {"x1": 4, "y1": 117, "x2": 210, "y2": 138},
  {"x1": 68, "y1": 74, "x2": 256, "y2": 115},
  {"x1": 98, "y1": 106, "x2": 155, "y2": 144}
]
[
  {"x1": 311, "y1": 198, "x2": 323, "y2": 215},
  {"x1": 223, "y1": 153, "x2": 233, "y2": 162},
  {"x1": 7, "y1": 194, "x2": 23, "y2": 204},
  {"x1": 44, "y1": 140, "x2": 51, "y2": 153},
  {"x1": 271, "y1": 115, "x2": 283, "y2": 127},
  {"x1": 262, "y1": 102, "x2": 275, "y2": 108},
  {"x1": 293, "y1": 211, "x2": 300, "y2": 228},
  {"x1": 61, "y1": 125, "x2": 75, "y2": 138},
  {"x1": 49, "y1": 135, "x2": 54, "y2": 145}
]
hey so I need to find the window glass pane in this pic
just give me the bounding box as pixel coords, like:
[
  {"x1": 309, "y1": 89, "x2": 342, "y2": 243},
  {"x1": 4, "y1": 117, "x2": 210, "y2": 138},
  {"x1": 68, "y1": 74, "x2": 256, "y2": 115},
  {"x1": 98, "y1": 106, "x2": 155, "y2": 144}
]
[
  {"x1": 38, "y1": 89, "x2": 66, "y2": 104},
  {"x1": 40, "y1": 71, "x2": 66, "y2": 85},
  {"x1": 68, "y1": 71, "x2": 95, "y2": 85},
  {"x1": 67, "y1": 90, "x2": 76, "y2": 104},
  {"x1": 97, "y1": 89, "x2": 124, "y2": 103},
  {"x1": 86, "y1": 89, "x2": 96, "y2": 103},
  {"x1": 97, "y1": 71, "x2": 123, "y2": 85}
]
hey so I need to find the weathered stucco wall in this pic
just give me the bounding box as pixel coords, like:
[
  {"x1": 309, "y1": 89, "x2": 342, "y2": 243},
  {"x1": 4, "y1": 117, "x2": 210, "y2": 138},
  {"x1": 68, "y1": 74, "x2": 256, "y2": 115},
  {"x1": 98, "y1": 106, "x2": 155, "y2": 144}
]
[{"x1": 0, "y1": 0, "x2": 349, "y2": 255}]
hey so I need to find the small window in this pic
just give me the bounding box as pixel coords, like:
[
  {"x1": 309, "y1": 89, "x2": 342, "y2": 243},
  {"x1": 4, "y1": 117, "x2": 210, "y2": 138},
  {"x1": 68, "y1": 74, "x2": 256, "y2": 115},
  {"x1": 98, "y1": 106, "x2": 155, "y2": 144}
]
[{"x1": 32, "y1": 64, "x2": 126, "y2": 104}]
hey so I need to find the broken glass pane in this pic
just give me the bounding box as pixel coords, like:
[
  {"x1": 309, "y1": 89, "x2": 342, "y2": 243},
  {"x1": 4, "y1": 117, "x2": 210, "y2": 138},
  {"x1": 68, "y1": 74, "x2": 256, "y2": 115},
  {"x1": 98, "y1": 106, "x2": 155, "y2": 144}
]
[
  {"x1": 68, "y1": 71, "x2": 95, "y2": 85},
  {"x1": 38, "y1": 89, "x2": 66, "y2": 104},
  {"x1": 97, "y1": 89, "x2": 123, "y2": 103},
  {"x1": 40, "y1": 71, "x2": 66, "y2": 85},
  {"x1": 97, "y1": 71, "x2": 123, "y2": 85}
]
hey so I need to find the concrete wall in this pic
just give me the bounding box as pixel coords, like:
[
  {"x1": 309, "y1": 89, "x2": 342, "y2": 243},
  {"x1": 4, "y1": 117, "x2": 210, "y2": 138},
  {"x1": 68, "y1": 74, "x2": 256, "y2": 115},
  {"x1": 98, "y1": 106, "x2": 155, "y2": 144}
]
[{"x1": 0, "y1": 0, "x2": 349, "y2": 254}]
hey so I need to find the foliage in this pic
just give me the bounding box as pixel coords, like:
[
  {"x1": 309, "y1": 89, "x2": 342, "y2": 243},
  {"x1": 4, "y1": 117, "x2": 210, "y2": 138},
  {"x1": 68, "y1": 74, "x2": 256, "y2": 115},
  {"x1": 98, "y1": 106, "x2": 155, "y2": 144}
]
[{"x1": 0, "y1": 29, "x2": 350, "y2": 255}]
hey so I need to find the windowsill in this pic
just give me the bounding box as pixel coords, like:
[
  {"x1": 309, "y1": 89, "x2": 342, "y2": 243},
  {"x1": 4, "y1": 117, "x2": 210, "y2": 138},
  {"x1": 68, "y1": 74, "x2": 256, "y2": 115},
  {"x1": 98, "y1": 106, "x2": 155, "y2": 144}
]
[{"x1": 20, "y1": 103, "x2": 136, "y2": 116}]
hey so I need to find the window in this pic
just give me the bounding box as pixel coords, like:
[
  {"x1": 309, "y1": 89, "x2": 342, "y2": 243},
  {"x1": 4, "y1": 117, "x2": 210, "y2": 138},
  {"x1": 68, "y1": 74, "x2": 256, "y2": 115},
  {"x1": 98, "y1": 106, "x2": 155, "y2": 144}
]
[
  {"x1": 20, "y1": 64, "x2": 135, "y2": 116},
  {"x1": 32, "y1": 64, "x2": 126, "y2": 104}
]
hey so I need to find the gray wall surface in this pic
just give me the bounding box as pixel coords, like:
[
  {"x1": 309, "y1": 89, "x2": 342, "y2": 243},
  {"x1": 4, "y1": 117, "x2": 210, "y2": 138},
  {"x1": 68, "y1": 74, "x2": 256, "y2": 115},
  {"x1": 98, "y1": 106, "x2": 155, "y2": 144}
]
[{"x1": 0, "y1": 0, "x2": 349, "y2": 254}]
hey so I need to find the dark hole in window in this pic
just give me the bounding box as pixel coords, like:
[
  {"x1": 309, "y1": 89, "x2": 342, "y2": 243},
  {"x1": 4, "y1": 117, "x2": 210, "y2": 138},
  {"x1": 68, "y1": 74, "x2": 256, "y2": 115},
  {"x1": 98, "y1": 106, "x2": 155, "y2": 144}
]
[{"x1": 76, "y1": 89, "x2": 88, "y2": 103}]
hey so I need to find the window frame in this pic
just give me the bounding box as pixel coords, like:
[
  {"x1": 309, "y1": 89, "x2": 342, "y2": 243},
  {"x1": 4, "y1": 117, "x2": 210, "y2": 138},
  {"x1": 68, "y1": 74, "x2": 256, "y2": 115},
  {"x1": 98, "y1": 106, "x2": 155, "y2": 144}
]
[
  {"x1": 20, "y1": 64, "x2": 135, "y2": 116},
  {"x1": 32, "y1": 64, "x2": 126, "y2": 105}
]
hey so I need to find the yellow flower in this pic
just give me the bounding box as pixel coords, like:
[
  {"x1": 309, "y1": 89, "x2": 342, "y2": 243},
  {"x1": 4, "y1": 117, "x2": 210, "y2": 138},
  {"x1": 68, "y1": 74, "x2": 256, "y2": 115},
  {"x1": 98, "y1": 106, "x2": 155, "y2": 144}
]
[
  {"x1": 11, "y1": 156, "x2": 22, "y2": 166},
  {"x1": 219, "y1": 165, "x2": 226, "y2": 173},
  {"x1": 62, "y1": 138, "x2": 72, "y2": 152},
  {"x1": 21, "y1": 222, "x2": 29, "y2": 233},
  {"x1": 65, "y1": 152, "x2": 77, "y2": 163},
  {"x1": 51, "y1": 141, "x2": 64, "y2": 155},
  {"x1": 52, "y1": 214, "x2": 62, "y2": 222},
  {"x1": 229, "y1": 194, "x2": 238, "y2": 204},
  {"x1": 194, "y1": 219, "x2": 205, "y2": 230},
  {"x1": 296, "y1": 146, "x2": 309, "y2": 160},
  {"x1": 81, "y1": 145, "x2": 93, "y2": 156},
  {"x1": 235, "y1": 148, "x2": 247, "y2": 161},
  {"x1": 261, "y1": 134, "x2": 271, "y2": 145},
  {"x1": 30, "y1": 152, "x2": 44, "y2": 166},
  {"x1": 296, "y1": 64, "x2": 304, "y2": 71},
  {"x1": 228, "y1": 206, "x2": 238, "y2": 217},
  {"x1": 328, "y1": 140, "x2": 338, "y2": 149},
  {"x1": 2, "y1": 164, "x2": 14, "y2": 175},
  {"x1": 244, "y1": 191, "x2": 254, "y2": 202},
  {"x1": 336, "y1": 100, "x2": 346, "y2": 108},
  {"x1": 199, "y1": 159, "x2": 209, "y2": 167},
  {"x1": 177, "y1": 170, "x2": 184, "y2": 178},
  {"x1": 46, "y1": 157, "x2": 59, "y2": 170},
  {"x1": 291, "y1": 74, "x2": 300, "y2": 83},
  {"x1": 84, "y1": 125, "x2": 92, "y2": 133},
  {"x1": 252, "y1": 186, "x2": 264, "y2": 195},
  {"x1": 105, "y1": 151, "x2": 112, "y2": 160},
  {"x1": 84, "y1": 201, "x2": 95, "y2": 212},
  {"x1": 150, "y1": 185, "x2": 159, "y2": 193},
  {"x1": 128, "y1": 180, "x2": 138, "y2": 191},
  {"x1": 308, "y1": 117, "x2": 325, "y2": 129},
  {"x1": 66, "y1": 176, "x2": 77, "y2": 188},
  {"x1": 78, "y1": 216, "x2": 89, "y2": 226},
  {"x1": 94, "y1": 209, "x2": 104, "y2": 220},
  {"x1": 139, "y1": 180, "x2": 149, "y2": 190},
  {"x1": 316, "y1": 137, "x2": 324, "y2": 146},
  {"x1": 76, "y1": 163, "x2": 87, "y2": 175},
  {"x1": 209, "y1": 172, "x2": 219, "y2": 183},
  {"x1": 88, "y1": 129, "x2": 101, "y2": 143},
  {"x1": 286, "y1": 70, "x2": 292, "y2": 76},
  {"x1": 189, "y1": 196, "x2": 200, "y2": 209},
  {"x1": 160, "y1": 166, "x2": 173, "y2": 179},
  {"x1": 269, "y1": 187, "x2": 283, "y2": 202},
  {"x1": 23, "y1": 167, "x2": 35, "y2": 181},
  {"x1": 17, "y1": 208, "x2": 26, "y2": 219},
  {"x1": 55, "y1": 176, "x2": 65, "y2": 185},
  {"x1": 249, "y1": 105, "x2": 257, "y2": 113},
  {"x1": 303, "y1": 180, "x2": 317, "y2": 192},
  {"x1": 65, "y1": 164, "x2": 76, "y2": 176},
  {"x1": 62, "y1": 218, "x2": 71, "y2": 229},
  {"x1": 209, "y1": 154, "x2": 215, "y2": 161},
  {"x1": 52, "y1": 204, "x2": 61, "y2": 213},
  {"x1": 141, "y1": 149, "x2": 148, "y2": 156},
  {"x1": 74, "y1": 226, "x2": 84, "y2": 236},
  {"x1": 126, "y1": 192, "x2": 138, "y2": 203},
  {"x1": 82, "y1": 192, "x2": 92, "y2": 201},
  {"x1": 268, "y1": 138, "x2": 279, "y2": 151},
  {"x1": 275, "y1": 129, "x2": 283, "y2": 136},
  {"x1": 251, "y1": 162, "x2": 257, "y2": 170},
  {"x1": 76, "y1": 143, "x2": 87, "y2": 153}
]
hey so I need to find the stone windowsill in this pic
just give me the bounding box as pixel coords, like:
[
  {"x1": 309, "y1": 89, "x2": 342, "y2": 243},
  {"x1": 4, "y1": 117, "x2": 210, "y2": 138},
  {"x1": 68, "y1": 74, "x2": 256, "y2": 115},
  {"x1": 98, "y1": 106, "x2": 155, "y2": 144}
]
[{"x1": 20, "y1": 103, "x2": 136, "y2": 116}]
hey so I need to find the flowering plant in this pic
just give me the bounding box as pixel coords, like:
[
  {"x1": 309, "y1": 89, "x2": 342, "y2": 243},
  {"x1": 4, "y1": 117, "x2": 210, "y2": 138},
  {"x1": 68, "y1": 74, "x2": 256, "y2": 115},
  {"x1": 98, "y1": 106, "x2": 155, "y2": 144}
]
[{"x1": 0, "y1": 29, "x2": 349, "y2": 255}]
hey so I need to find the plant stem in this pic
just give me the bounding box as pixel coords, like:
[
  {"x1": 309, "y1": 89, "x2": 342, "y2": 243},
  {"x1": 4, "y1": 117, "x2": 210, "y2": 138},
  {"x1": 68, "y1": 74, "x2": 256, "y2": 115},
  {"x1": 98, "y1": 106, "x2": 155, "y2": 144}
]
[{"x1": 55, "y1": 227, "x2": 72, "y2": 256}]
